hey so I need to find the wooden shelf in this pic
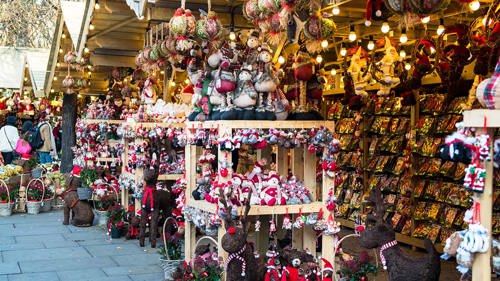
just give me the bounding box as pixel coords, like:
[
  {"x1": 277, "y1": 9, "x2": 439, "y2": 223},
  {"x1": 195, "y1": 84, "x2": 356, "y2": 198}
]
[
  {"x1": 187, "y1": 120, "x2": 334, "y2": 130},
  {"x1": 463, "y1": 109, "x2": 500, "y2": 128},
  {"x1": 81, "y1": 119, "x2": 125, "y2": 124},
  {"x1": 158, "y1": 174, "x2": 183, "y2": 180},
  {"x1": 186, "y1": 200, "x2": 324, "y2": 216},
  {"x1": 95, "y1": 157, "x2": 120, "y2": 162}
]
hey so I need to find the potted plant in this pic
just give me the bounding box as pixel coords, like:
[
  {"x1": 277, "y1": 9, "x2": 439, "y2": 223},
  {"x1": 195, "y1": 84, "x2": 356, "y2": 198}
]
[
  {"x1": 0, "y1": 181, "x2": 14, "y2": 216},
  {"x1": 338, "y1": 250, "x2": 379, "y2": 281},
  {"x1": 93, "y1": 182, "x2": 119, "y2": 225},
  {"x1": 26, "y1": 178, "x2": 45, "y2": 215},
  {"x1": 78, "y1": 168, "x2": 97, "y2": 200},
  {"x1": 106, "y1": 202, "x2": 125, "y2": 238}
]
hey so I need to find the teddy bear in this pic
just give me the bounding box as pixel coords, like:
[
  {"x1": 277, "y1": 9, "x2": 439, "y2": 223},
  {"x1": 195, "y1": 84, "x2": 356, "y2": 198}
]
[{"x1": 260, "y1": 173, "x2": 286, "y2": 206}]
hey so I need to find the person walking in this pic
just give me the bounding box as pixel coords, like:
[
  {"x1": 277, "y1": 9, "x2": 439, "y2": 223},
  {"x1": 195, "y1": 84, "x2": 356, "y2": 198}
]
[
  {"x1": 36, "y1": 113, "x2": 57, "y2": 164},
  {"x1": 0, "y1": 115, "x2": 20, "y2": 164}
]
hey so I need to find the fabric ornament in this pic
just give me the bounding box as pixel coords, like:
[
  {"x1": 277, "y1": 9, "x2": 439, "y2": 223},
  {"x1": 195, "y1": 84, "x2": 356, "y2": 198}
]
[
  {"x1": 323, "y1": 213, "x2": 341, "y2": 235},
  {"x1": 292, "y1": 209, "x2": 306, "y2": 229},
  {"x1": 255, "y1": 219, "x2": 261, "y2": 232},
  {"x1": 282, "y1": 208, "x2": 292, "y2": 229},
  {"x1": 313, "y1": 208, "x2": 328, "y2": 231}
]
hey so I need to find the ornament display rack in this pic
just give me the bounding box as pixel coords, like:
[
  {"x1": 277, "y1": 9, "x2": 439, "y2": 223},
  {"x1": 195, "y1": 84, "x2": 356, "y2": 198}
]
[
  {"x1": 463, "y1": 109, "x2": 498, "y2": 281},
  {"x1": 80, "y1": 119, "x2": 185, "y2": 209},
  {"x1": 183, "y1": 120, "x2": 338, "y2": 267},
  {"x1": 325, "y1": 92, "x2": 471, "y2": 253}
]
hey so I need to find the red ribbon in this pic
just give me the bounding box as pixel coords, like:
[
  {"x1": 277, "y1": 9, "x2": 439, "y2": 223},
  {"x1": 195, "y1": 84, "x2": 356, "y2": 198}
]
[
  {"x1": 129, "y1": 225, "x2": 139, "y2": 237},
  {"x1": 142, "y1": 186, "x2": 156, "y2": 211}
]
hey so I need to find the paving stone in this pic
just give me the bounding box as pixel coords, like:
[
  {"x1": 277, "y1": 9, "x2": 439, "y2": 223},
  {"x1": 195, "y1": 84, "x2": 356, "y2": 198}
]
[
  {"x1": 3, "y1": 247, "x2": 91, "y2": 263},
  {"x1": 128, "y1": 272, "x2": 165, "y2": 281},
  {"x1": 0, "y1": 236, "x2": 15, "y2": 245},
  {"x1": 9, "y1": 225, "x2": 70, "y2": 236},
  {"x1": 7, "y1": 271, "x2": 60, "y2": 281},
  {"x1": 56, "y1": 268, "x2": 107, "y2": 281},
  {"x1": 102, "y1": 265, "x2": 163, "y2": 276},
  {"x1": 0, "y1": 262, "x2": 21, "y2": 274},
  {"x1": 112, "y1": 254, "x2": 162, "y2": 266},
  {"x1": 89, "y1": 277, "x2": 132, "y2": 281},
  {"x1": 75, "y1": 238, "x2": 129, "y2": 246},
  {"x1": 63, "y1": 231, "x2": 108, "y2": 241},
  {"x1": 19, "y1": 256, "x2": 117, "y2": 273},
  {"x1": 15, "y1": 233, "x2": 66, "y2": 243},
  {"x1": 0, "y1": 242, "x2": 45, "y2": 251},
  {"x1": 0, "y1": 274, "x2": 7, "y2": 281},
  {"x1": 42, "y1": 240, "x2": 79, "y2": 249},
  {"x1": 84, "y1": 244, "x2": 144, "y2": 257}
]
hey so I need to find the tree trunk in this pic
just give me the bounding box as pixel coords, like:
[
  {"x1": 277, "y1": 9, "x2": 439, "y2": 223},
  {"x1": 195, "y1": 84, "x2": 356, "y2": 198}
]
[{"x1": 61, "y1": 91, "x2": 77, "y2": 173}]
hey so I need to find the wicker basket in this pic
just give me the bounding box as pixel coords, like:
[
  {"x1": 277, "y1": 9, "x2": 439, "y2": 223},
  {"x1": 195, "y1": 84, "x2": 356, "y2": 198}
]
[
  {"x1": 0, "y1": 180, "x2": 13, "y2": 216},
  {"x1": 160, "y1": 217, "x2": 184, "y2": 280},
  {"x1": 26, "y1": 178, "x2": 45, "y2": 215},
  {"x1": 95, "y1": 210, "x2": 109, "y2": 226},
  {"x1": 40, "y1": 198, "x2": 53, "y2": 212}
]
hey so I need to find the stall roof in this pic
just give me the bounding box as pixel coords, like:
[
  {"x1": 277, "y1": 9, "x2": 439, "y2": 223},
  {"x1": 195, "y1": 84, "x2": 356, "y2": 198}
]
[{"x1": 0, "y1": 47, "x2": 27, "y2": 90}]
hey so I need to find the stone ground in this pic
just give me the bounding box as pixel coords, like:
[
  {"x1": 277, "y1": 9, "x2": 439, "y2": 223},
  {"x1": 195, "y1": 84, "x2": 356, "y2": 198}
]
[{"x1": 0, "y1": 210, "x2": 164, "y2": 281}]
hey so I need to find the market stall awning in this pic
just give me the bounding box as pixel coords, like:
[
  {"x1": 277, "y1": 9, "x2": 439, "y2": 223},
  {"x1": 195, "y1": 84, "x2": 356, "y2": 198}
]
[
  {"x1": 23, "y1": 49, "x2": 51, "y2": 95},
  {"x1": 0, "y1": 47, "x2": 27, "y2": 90},
  {"x1": 60, "y1": 0, "x2": 93, "y2": 56}
]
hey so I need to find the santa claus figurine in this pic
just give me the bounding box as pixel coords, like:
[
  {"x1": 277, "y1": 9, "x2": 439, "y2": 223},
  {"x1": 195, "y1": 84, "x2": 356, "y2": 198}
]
[
  {"x1": 247, "y1": 158, "x2": 267, "y2": 185},
  {"x1": 240, "y1": 178, "x2": 261, "y2": 205},
  {"x1": 260, "y1": 173, "x2": 286, "y2": 206},
  {"x1": 320, "y1": 258, "x2": 334, "y2": 281},
  {"x1": 264, "y1": 256, "x2": 281, "y2": 281}
]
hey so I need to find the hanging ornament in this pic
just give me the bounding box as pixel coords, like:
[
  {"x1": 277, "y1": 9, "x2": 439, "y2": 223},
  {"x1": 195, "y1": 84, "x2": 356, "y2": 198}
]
[
  {"x1": 293, "y1": 208, "x2": 307, "y2": 229},
  {"x1": 255, "y1": 219, "x2": 261, "y2": 231},
  {"x1": 266, "y1": 13, "x2": 284, "y2": 46},
  {"x1": 303, "y1": 13, "x2": 336, "y2": 54},
  {"x1": 313, "y1": 208, "x2": 328, "y2": 231},
  {"x1": 282, "y1": 208, "x2": 292, "y2": 229}
]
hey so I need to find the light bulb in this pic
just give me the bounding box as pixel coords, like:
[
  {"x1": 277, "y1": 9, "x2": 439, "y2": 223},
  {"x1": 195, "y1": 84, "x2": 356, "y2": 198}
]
[
  {"x1": 59, "y1": 48, "x2": 63, "y2": 54},
  {"x1": 160, "y1": 70, "x2": 165, "y2": 75},
  {"x1": 367, "y1": 41, "x2": 375, "y2": 51},
  {"x1": 229, "y1": 31, "x2": 236, "y2": 41},
  {"x1": 349, "y1": 31, "x2": 357, "y2": 42},
  {"x1": 88, "y1": 71, "x2": 92, "y2": 75},
  {"x1": 405, "y1": 63, "x2": 411, "y2": 70},
  {"x1": 278, "y1": 56, "x2": 285, "y2": 64},
  {"x1": 53, "y1": 77, "x2": 57, "y2": 81},
  {"x1": 331, "y1": 69, "x2": 337, "y2": 76},
  {"x1": 316, "y1": 55, "x2": 323, "y2": 64},
  {"x1": 138, "y1": 15, "x2": 144, "y2": 20},
  {"x1": 381, "y1": 22, "x2": 390, "y2": 33},
  {"x1": 185, "y1": 78, "x2": 191, "y2": 84},
  {"x1": 61, "y1": 33, "x2": 66, "y2": 39},
  {"x1": 84, "y1": 47, "x2": 89, "y2": 53},
  {"x1": 430, "y1": 46, "x2": 436, "y2": 54},
  {"x1": 400, "y1": 50, "x2": 406, "y2": 58},
  {"x1": 24, "y1": 77, "x2": 28, "y2": 81},
  {"x1": 421, "y1": 16, "x2": 430, "y2": 24},
  {"x1": 482, "y1": 17, "x2": 493, "y2": 26},
  {"x1": 321, "y1": 40, "x2": 329, "y2": 48},
  {"x1": 89, "y1": 23, "x2": 95, "y2": 30},
  {"x1": 400, "y1": 28, "x2": 408, "y2": 43},
  {"x1": 50, "y1": 89, "x2": 54, "y2": 93},
  {"x1": 332, "y1": 6, "x2": 340, "y2": 15},
  {"x1": 340, "y1": 47, "x2": 347, "y2": 57},
  {"x1": 56, "y1": 62, "x2": 61, "y2": 67},
  {"x1": 469, "y1": 0, "x2": 480, "y2": 11},
  {"x1": 170, "y1": 81, "x2": 176, "y2": 87},
  {"x1": 87, "y1": 65, "x2": 92, "y2": 70},
  {"x1": 437, "y1": 18, "x2": 445, "y2": 35},
  {"x1": 95, "y1": 0, "x2": 100, "y2": 10}
]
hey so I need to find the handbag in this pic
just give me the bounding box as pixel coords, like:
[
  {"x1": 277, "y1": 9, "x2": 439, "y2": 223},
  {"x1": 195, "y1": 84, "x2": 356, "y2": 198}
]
[{"x1": 16, "y1": 139, "x2": 31, "y2": 154}]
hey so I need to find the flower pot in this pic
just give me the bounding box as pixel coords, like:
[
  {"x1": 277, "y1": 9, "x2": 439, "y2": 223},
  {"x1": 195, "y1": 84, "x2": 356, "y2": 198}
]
[
  {"x1": 159, "y1": 257, "x2": 182, "y2": 280},
  {"x1": 77, "y1": 187, "x2": 93, "y2": 200},
  {"x1": 40, "y1": 198, "x2": 52, "y2": 212},
  {"x1": 110, "y1": 226, "x2": 121, "y2": 238},
  {"x1": 0, "y1": 202, "x2": 13, "y2": 216},
  {"x1": 96, "y1": 210, "x2": 109, "y2": 226},
  {"x1": 27, "y1": 201, "x2": 42, "y2": 215}
]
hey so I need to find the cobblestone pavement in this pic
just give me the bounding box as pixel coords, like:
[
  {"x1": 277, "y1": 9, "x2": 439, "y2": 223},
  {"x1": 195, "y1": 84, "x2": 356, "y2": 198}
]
[{"x1": 0, "y1": 210, "x2": 164, "y2": 281}]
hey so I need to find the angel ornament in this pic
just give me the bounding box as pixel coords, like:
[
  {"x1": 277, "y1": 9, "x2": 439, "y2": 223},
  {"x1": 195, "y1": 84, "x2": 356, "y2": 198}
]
[
  {"x1": 375, "y1": 37, "x2": 401, "y2": 96},
  {"x1": 348, "y1": 47, "x2": 371, "y2": 97}
]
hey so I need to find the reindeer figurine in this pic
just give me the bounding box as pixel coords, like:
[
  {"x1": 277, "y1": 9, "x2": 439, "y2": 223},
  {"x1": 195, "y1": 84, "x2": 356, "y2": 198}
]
[
  {"x1": 220, "y1": 192, "x2": 265, "y2": 281},
  {"x1": 359, "y1": 188, "x2": 441, "y2": 281}
]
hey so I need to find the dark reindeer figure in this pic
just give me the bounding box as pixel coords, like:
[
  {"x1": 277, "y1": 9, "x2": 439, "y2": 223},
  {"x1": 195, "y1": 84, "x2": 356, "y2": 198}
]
[
  {"x1": 219, "y1": 192, "x2": 265, "y2": 281},
  {"x1": 62, "y1": 174, "x2": 94, "y2": 227},
  {"x1": 139, "y1": 160, "x2": 175, "y2": 248},
  {"x1": 359, "y1": 188, "x2": 441, "y2": 281}
]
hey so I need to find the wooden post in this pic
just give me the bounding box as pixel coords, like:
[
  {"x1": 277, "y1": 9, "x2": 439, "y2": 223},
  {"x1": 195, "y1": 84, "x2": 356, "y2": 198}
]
[
  {"x1": 303, "y1": 149, "x2": 316, "y2": 201},
  {"x1": 291, "y1": 147, "x2": 304, "y2": 181},
  {"x1": 61, "y1": 91, "x2": 77, "y2": 173},
  {"x1": 303, "y1": 226, "x2": 317, "y2": 256},
  {"x1": 472, "y1": 127, "x2": 494, "y2": 281},
  {"x1": 276, "y1": 146, "x2": 289, "y2": 176},
  {"x1": 184, "y1": 221, "x2": 196, "y2": 261}
]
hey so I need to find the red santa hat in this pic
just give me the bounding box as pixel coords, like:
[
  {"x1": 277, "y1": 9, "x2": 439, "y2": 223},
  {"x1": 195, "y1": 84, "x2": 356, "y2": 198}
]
[
  {"x1": 321, "y1": 258, "x2": 334, "y2": 273},
  {"x1": 264, "y1": 257, "x2": 281, "y2": 281},
  {"x1": 72, "y1": 165, "x2": 82, "y2": 177},
  {"x1": 365, "y1": 0, "x2": 383, "y2": 26},
  {"x1": 21, "y1": 154, "x2": 30, "y2": 160}
]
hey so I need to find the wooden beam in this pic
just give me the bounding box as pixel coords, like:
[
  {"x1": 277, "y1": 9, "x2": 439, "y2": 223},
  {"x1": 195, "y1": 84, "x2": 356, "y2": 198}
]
[
  {"x1": 90, "y1": 53, "x2": 136, "y2": 67},
  {"x1": 87, "y1": 17, "x2": 137, "y2": 41}
]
